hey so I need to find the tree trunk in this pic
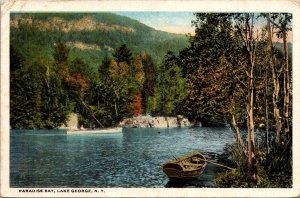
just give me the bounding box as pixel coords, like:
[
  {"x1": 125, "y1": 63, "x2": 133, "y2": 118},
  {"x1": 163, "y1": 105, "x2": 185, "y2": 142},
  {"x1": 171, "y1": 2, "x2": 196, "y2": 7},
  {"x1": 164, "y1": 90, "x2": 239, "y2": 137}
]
[
  {"x1": 235, "y1": 14, "x2": 257, "y2": 182},
  {"x1": 80, "y1": 99, "x2": 104, "y2": 128},
  {"x1": 247, "y1": 60, "x2": 256, "y2": 182},
  {"x1": 283, "y1": 32, "x2": 290, "y2": 139},
  {"x1": 114, "y1": 101, "x2": 118, "y2": 117},
  {"x1": 267, "y1": 15, "x2": 282, "y2": 144},
  {"x1": 265, "y1": 69, "x2": 269, "y2": 154},
  {"x1": 231, "y1": 113, "x2": 245, "y2": 150},
  {"x1": 113, "y1": 89, "x2": 119, "y2": 117}
]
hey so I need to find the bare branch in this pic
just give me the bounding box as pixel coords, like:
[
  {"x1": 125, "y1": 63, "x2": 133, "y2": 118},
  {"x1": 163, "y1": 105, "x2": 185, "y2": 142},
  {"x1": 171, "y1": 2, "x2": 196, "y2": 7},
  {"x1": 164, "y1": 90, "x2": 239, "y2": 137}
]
[
  {"x1": 235, "y1": 76, "x2": 248, "y2": 89},
  {"x1": 269, "y1": 18, "x2": 281, "y2": 30}
]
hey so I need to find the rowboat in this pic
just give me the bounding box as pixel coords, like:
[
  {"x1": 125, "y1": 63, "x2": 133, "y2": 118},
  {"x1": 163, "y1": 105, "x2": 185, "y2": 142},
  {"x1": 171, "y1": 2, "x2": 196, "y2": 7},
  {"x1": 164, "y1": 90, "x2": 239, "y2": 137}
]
[
  {"x1": 66, "y1": 127, "x2": 122, "y2": 134},
  {"x1": 161, "y1": 151, "x2": 207, "y2": 180}
]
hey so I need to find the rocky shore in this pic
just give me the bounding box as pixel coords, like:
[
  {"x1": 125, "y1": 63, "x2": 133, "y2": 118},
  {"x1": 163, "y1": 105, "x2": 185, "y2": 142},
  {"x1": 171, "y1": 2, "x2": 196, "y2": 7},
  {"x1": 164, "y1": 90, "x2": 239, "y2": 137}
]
[{"x1": 118, "y1": 115, "x2": 191, "y2": 128}]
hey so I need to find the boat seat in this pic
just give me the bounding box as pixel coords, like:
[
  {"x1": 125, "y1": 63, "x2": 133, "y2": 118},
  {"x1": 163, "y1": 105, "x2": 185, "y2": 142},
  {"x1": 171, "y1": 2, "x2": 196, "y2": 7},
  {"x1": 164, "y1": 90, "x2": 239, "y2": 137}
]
[
  {"x1": 182, "y1": 162, "x2": 202, "y2": 166},
  {"x1": 181, "y1": 162, "x2": 202, "y2": 171},
  {"x1": 191, "y1": 157, "x2": 204, "y2": 163},
  {"x1": 181, "y1": 161, "x2": 203, "y2": 169}
]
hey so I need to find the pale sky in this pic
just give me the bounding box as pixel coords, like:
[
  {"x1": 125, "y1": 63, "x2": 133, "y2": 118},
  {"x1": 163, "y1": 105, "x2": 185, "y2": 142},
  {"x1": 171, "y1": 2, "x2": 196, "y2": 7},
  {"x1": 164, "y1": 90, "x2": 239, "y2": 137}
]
[
  {"x1": 113, "y1": 12, "x2": 195, "y2": 35},
  {"x1": 113, "y1": 12, "x2": 292, "y2": 42}
]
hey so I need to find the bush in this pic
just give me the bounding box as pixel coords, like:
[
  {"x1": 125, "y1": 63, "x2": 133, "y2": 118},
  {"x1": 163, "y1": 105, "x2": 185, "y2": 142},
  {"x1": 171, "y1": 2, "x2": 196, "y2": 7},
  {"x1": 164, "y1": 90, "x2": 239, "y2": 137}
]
[
  {"x1": 215, "y1": 138, "x2": 292, "y2": 188},
  {"x1": 215, "y1": 169, "x2": 250, "y2": 187}
]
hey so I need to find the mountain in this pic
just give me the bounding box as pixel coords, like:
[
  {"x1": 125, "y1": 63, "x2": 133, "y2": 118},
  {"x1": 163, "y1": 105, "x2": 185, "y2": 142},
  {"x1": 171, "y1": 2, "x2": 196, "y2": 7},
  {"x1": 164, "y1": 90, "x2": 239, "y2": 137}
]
[{"x1": 10, "y1": 13, "x2": 189, "y2": 69}]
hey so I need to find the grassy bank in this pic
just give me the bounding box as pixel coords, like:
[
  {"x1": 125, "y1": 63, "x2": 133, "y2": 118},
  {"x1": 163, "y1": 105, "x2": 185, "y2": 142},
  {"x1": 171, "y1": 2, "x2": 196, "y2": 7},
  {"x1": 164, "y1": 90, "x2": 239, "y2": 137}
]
[{"x1": 214, "y1": 138, "x2": 292, "y2": 188}]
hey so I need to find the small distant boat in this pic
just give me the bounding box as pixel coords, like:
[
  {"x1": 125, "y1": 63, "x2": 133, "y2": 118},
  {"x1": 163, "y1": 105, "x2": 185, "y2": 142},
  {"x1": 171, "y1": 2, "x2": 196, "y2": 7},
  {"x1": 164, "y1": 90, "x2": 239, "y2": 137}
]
[
  {"x1": 66, "y1": 127, "x2": 122, "y2": 134},
  {"x1": 161, "y1": 151, "x2": 207, "y2": 180}
]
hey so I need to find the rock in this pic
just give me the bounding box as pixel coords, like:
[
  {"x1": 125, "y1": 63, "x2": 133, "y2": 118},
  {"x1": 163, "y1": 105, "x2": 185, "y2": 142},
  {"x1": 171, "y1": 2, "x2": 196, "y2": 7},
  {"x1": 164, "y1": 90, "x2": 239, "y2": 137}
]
[
  {"x1": 180, "y1": 118, "x2": 191, "y2": 127},
  {"x1": 118, "y1": 115, "x2": 191, "y2": 128},
  {"x1": 59, "y1": 113, "x2": 78, "y2": 130}
]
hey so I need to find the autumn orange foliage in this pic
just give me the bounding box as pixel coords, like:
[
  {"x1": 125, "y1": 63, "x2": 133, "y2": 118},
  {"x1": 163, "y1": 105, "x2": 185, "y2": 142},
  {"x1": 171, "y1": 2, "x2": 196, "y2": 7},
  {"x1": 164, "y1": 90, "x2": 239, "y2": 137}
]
[
  {"x1": 132, "y1": 92, "x2": 142, "y2": 116},
  {"x1": 66, "y1": 72, "x2": 89, "y2": 94}
]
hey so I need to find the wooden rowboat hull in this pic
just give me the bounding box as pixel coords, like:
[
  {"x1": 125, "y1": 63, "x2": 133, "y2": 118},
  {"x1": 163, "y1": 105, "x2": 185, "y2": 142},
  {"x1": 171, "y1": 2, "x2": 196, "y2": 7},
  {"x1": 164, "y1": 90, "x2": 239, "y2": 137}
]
[
  {"x1": 163, "y1": 167, "x2": 205, "y2": 180},
  {"x1": 161, "y1": 151, "x2": 207, "y2": 180}
]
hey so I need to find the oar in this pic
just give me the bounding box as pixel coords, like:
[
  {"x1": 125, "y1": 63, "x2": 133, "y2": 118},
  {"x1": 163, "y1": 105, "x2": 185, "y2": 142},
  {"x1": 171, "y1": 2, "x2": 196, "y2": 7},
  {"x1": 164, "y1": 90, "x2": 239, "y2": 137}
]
[
  {"x1": 166, "y1": 147, "x2": 178, "y2": 160},
  {"x1": 198, "y1": 158, "x2": 233, "y2": 170}
]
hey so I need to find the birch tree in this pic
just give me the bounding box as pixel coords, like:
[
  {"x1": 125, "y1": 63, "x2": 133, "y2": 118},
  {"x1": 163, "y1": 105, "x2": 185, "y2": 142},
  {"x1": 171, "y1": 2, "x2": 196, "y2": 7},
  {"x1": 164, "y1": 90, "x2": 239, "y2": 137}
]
[
  {"x1": 234, "y1": 13, "x2": 258, "y2": 182},
  {"x1": 266, "y1": 13, "x2": 292, "y2": 142}
]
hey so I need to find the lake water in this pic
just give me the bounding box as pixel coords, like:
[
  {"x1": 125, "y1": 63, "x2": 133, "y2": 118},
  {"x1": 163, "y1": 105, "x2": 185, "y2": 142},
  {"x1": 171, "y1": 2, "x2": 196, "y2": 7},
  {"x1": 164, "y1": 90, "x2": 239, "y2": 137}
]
[{"x1": 10, "y1": 127, "x2": 235, "y2": 188}]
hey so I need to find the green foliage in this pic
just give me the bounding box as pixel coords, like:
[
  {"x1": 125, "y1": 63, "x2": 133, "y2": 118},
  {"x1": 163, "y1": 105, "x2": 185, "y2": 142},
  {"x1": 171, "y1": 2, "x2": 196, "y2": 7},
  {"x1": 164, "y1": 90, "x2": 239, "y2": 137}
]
[
  {"x1": 10, "y1": 45, "x2": 24, "y2": 72},
  {"x1": 131, "y1": 54, "x2": 145, "y2": 89},
  {"x1": 214, "y1": 169, "x2": 249, "y2": 187},
  {"x1": 215, "y1": 139, "x2": 292, "y2": 188},
  {"x1": 112, "y1": 44, "x2": 133, "y2": 65},
  {"x1": 10, "y1": 62, "x2": 44, "y2": 128},
  {"x1": 223, "y1": 143, "x2": 247, "y2": 172},
  {"x1": 141, "y1": 53, "x2": 157, "y2": 114},
  {"x1": 177, "y1": 13, "x2": 245, "y2": 126},
  {"x1": 54, "y1": 41, "x2": 70, "y2": 64},
  {"x1": 10, "y1": 56, "x2": 72, "y2": 129},
  {"x1": 42, "y1": 72, "x2": 73, "y2": 128},
  {"x1": 83, "y1": 76, "x2": 117, "y2": 127},
  {"x1": 158, "y1": 52, "x2": 187, "y2": 115}
]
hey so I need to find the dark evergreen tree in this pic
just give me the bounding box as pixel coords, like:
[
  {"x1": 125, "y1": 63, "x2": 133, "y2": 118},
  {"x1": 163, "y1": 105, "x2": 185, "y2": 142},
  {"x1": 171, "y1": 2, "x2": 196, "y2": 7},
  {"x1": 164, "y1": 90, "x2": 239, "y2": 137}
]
[
  {"x1": 112, "y1": 44, "x2": 133, "y2": 65},
  {"x1": 10, "y1": 45, "x2": 24, "y2": 72},
  {"x1": 158, "y1": 51, "x2": 187, "y2": 115},
  {"x1": 10, "y1": 60, "x2": 45, "y2": 128},
  {"x1": 141, "y1": 53, "x2": 156, "y2": 113},
  {"x1": 54, "y1": 41, "x2": 70, "y2": 64},
  {"x1": 99, "y1": 52, "x2": 111, "y2": 77}
]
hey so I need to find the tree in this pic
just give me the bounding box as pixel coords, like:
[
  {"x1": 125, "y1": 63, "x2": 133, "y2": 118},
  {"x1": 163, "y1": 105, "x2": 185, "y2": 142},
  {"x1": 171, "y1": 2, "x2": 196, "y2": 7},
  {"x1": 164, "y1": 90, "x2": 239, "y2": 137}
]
[
  {"x1": 108, "y1": 59, "x2": 130, "y2": 117},
  {"x1": 182, "y1": 13, "x2": 241, "y2": 126},
  {"x1": 112, "y1": 44, "x2": 133, "y2": 65},
  {"x1": 99, "y1": 52, "x2": 111, "y2": 77},
  {"x1": 53, "y1": 41, "x2": 70, "y2": 79},
  {"x1": 269, "y1": 14, "x2": 292, "y2": 140},
  {"x1": 210, "y1": 56, "x2": 246, "y2": 149},
  {"x1": 264, "y1": 14, "x2": 282, "y2": 145},
  {"x1": 159, "y1": 52, "x2": 187, "y2": 115},
  {"x1": 141, "y1": 53, "x2": 156, "y2": 114},
  {"x1": 253, "y1": 30, "x2": 271, "y2": 153},
  {"x1": 125, "y1": 54, "x2": 146, "y2": 116},
  {"x1": 10, "y1": 55, "x2": 72, "y2": 129},
  {"x1": 10, "y1": 49, "x2": 44, "y2": 128},
  {"x1": 131, "y1": 53, "x2": 145, "y2": 90},
  {"x1": 179, "y1": 13, "x2": 260, "y2": 182},
  {"x1": 233, "y1": 13, "x2": 258, "y2": 182},
  {"x1": 41, "y1": 60, "x2": 72, "y2": 128},
  {"x1": 53, "y1": 41, "x2": 70, "y2": 64},
  {"x1": 132, "y1": 92, "x2": 142, "y2": 116},
  {"x1": 10, "y1": 45, "x2": 24, "y2": 72}
]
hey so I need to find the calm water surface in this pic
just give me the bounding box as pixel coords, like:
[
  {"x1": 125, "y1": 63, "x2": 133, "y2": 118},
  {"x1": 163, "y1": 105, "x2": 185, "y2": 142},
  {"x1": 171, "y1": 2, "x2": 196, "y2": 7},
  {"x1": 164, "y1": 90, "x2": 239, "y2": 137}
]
[{"x1": 10, "y1": 127, "x2": 234, "y2": 187}]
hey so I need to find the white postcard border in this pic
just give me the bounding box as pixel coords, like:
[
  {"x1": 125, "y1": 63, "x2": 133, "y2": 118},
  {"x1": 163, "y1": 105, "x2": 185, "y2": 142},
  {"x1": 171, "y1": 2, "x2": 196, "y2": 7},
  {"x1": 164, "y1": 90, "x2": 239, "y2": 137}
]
[{"x1": 1, "y1": 0, "x2": 300, "y2": 197}]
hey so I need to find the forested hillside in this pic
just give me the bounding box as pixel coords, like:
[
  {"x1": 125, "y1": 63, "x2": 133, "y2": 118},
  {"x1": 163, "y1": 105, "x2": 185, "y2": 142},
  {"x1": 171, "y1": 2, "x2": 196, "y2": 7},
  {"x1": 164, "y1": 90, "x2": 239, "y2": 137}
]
[
  {"x1": 10, "y1": 13, "x2": 188, "y2": 69},
  {"x1": 10, "y1": 12, "x2": 189, "y2": 129}
]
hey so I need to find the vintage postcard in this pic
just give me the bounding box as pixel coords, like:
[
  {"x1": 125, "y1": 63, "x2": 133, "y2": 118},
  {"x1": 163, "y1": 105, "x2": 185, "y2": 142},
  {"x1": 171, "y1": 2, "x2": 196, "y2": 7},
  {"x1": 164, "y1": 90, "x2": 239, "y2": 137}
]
[{"x1": 1, "y1": 0, "x2": 300, "y2": 197}]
